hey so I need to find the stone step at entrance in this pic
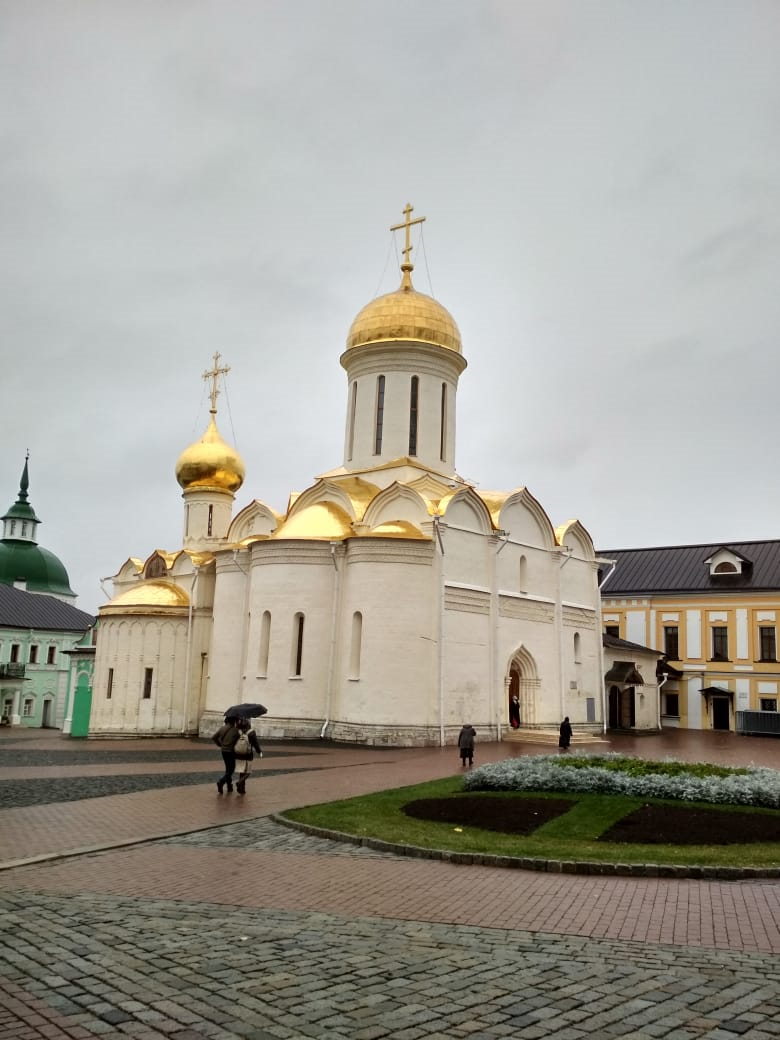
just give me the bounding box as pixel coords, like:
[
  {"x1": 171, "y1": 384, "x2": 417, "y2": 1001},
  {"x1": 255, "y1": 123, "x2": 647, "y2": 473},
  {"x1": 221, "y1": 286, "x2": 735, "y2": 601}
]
[{"x1": 502, "y1": 728, "x2": 609, "y2": 746}]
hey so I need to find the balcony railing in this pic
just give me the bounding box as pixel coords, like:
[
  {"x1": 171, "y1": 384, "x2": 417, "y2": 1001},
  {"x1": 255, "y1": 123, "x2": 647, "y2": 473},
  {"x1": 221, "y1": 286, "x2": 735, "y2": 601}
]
[{"x1": 0, "y1": 663, "x2": 26, "y2": 679}]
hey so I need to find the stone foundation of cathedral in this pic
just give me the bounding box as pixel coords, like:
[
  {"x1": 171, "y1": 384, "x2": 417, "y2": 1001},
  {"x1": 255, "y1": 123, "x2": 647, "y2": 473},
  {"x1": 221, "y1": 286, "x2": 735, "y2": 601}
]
[{"x1": 199, "y1": 711, "x2": 494, "y2": 748}]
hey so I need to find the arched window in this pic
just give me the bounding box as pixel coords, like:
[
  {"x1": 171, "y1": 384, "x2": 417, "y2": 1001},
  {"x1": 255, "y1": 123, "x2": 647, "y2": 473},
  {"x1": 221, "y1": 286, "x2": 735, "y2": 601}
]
[
  {"x1": 408, "y1": 376, "x2": 419, "y2": 456},
  {"x1": 258, "y1": 611, "x2": 271, "y2": 677},
  {"x1": 439, "y1": 383, "x2": 447, "y2": 461},
  {"x1": 374, "y1": 375, "x2": 385, "y2": 455},
  {"x1": 347, "y1": 381, "x2": 357, "y2": 461},
  {"x1": 350, "y1": 612, "x2": 363, "y2": 679},
  {"x1": 291, "y1": 613, "x2": 305, "y2": 677},
  {"x1": 207, "y1": 504, "x2": 213, "y2": 537},
  {"x1": 573, "y1": 632, "x2": 582, "y2": 663},
  {"x1": 518, "y1": 554, "x2": 527, "y2": 593}
]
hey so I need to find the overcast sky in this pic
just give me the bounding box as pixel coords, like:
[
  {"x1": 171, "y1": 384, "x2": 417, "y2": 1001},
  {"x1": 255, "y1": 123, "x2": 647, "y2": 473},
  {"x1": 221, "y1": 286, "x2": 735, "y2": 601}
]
[{"x1": 2, "y1": 1, "x2": 779, "y2": 616}]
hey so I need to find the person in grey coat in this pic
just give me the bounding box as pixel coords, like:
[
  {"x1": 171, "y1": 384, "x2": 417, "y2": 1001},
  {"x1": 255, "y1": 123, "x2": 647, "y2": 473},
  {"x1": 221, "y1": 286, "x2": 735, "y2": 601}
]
[{"x1": 457, "y1": 724, "x2": 477, "y2": 767}]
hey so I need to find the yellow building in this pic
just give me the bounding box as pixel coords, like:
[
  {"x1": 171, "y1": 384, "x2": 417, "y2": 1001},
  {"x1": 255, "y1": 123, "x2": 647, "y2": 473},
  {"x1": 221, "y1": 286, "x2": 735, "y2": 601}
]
[{"x1": 600, "y1": 541, "x2": 780, "y2": 733}]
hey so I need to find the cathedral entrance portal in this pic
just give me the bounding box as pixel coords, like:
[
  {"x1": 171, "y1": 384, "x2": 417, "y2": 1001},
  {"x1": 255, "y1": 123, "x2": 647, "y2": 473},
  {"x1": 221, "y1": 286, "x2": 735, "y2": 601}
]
[{"x1": 506, "y1": 647, "x2": 539, "y2": 730}]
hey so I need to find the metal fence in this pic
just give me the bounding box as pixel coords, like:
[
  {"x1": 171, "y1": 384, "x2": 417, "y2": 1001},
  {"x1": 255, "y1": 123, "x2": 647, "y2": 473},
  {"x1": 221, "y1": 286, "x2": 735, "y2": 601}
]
[{"x1": 736, "y1": 710, "x2": 780, "y2": 736}]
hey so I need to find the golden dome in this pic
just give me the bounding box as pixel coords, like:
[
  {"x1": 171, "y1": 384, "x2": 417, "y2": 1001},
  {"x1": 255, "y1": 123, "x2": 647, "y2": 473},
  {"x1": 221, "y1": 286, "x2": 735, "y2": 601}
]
[
  {"x1": 102, "y1": 580, "x2": 190, "y2": 611},
  {"x1": 175, "y1": 416, "x2": 245, "y2": 493},
  {"x1": 346, "y1": 285, "x2": 462, "y2": 354}
]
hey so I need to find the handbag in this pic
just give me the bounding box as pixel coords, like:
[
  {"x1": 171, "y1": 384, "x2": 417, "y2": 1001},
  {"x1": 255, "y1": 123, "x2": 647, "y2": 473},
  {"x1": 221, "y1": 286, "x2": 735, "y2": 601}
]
[{"x1": 234, "y1": 731, "x2": 250, "y2": 756}]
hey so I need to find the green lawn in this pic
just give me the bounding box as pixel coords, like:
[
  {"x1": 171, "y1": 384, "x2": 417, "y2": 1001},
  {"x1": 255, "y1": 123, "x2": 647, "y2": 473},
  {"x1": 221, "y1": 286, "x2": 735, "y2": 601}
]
[{"x1": 281, "y1": 775, "x2": 780, "y2": 869}]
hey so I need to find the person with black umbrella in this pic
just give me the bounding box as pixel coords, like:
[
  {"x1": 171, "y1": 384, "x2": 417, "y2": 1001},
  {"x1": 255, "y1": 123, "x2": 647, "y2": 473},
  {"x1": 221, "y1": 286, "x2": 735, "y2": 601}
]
[
  {"x1": 233, "y1": 718, "x2": 263, "y2": 795},
  {"x1": 212, "y1": 714, "x2": 241, "y2": 794}
]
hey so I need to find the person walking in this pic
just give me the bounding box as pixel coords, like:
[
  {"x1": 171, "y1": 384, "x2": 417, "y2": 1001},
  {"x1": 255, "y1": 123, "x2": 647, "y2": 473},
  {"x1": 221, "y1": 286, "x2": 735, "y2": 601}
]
[
  {"x1": 212, "y1": 715, "x2": 241, "y2": 793},
  {"x1": 233, "y1": 718, "x2": 263, "y2": 795},
  {"x1": 558, "y1": 716, "x2": 573, "y2": 751},
  {"x1": 457, "y1": 723, "x2": 477, "y2": 768}
]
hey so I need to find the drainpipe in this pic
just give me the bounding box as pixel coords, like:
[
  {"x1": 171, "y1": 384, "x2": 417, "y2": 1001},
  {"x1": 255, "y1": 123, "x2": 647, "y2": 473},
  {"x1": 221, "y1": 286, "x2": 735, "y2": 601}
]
[
  {"x1": 434, "y1": 517, "x2": 446, "y2": 747},
  {"x1": 320, "y1": 542, "x2": 341, "y2": 739},
  {"x1": 491, "y1": 531, "x2": 509, "y2": 742},
  {"x1": 657, "y1": 671, "x2": 669, "y2": 732},
  {"x1": 597, "y1": 557, "x2": 617, "y2": 735},
  {"x1": 182, "y1": 565, "x2": 200, "y2": 734}
]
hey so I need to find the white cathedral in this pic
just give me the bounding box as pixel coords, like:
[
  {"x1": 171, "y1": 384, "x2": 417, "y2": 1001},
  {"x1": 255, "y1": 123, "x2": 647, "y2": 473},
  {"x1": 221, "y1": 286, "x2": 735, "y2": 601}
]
[{"x1": 91, "y1": 207, "x2": 605, "y2": 745}]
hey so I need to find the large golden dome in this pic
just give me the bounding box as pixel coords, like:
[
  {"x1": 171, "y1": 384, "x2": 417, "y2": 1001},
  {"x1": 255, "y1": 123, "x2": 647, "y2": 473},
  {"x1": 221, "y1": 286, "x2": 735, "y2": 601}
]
[
  {"x1": 175, "y1": 416, "x2": 245, "y2": 493},
  {"x1": 346, "y1": 284, "x2": 462, "y2": 354}
]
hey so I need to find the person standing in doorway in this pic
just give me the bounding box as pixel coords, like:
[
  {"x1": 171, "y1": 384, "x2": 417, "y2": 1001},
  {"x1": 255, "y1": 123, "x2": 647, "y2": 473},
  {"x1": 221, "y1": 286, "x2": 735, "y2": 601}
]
[
  {"x1": 457, "y1": 723, "x2": 477, "y2": 767},
  {"x1": 509, "y1": 694, "x2": 520, "y2": 729}
]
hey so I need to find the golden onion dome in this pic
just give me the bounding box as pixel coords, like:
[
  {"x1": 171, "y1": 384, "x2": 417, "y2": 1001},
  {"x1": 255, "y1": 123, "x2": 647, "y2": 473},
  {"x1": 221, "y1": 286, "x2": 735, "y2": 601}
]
[
  {"x1": 175, "y1": 416, "x2": 245, "y2": 493},
  {"x1": 346, "y1": 285, "x2": 462, "y2": 354}
]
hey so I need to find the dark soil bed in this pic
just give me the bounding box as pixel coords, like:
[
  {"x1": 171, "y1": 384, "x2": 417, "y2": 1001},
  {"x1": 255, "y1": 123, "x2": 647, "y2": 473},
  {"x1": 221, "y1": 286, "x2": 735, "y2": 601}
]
[
  {"x1": 402, "y1": 795, "x2": 780, "y2": 845},
  {"x1": 402, "y1": 795, "x2": 575, "y2": 834},
  {"x1": 599, "y1": 803, "x2": 780, "y2": 845}
]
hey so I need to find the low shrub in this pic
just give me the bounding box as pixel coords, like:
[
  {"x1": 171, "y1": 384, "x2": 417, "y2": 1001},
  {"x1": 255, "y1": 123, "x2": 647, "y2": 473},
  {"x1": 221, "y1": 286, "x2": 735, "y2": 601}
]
[{"x1": 463, "y1": 752, "x2": 780, "y2": 809}]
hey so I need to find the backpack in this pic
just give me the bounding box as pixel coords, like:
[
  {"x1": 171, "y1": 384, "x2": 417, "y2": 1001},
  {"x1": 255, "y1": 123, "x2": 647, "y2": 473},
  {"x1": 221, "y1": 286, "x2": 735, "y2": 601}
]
[{"x1": 234, "y1": 731, "x2": 250, "y2": 756}]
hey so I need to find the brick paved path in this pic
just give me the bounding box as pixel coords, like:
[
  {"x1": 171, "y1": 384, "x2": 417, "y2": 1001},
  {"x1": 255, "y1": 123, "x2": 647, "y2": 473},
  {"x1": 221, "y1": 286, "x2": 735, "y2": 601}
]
[{"x1": 1, "y1": 729, "x2": 779, "y2": 1039}]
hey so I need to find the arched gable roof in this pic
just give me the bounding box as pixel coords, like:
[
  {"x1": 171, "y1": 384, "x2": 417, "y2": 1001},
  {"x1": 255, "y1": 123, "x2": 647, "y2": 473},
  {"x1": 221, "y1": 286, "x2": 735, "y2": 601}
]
[
  {"x1": 101, "y1": 579, "x2": 189, "y2": 614},
  {"x1": 362, "y1": 483, "x2": 431, "y2": 533},
  {"x1": 115, "y1": 557, "x2": 144, "y2": 581},
  {"x1": 229, "y1": 499, "x2": 281, "y2": 544},
  {"x1": 498, "y1": 488, "x2": 557, "y2": 550},
  {"x1": 555, "y1": 519, "x2": 596, "y2": 561},
  {"x1": 284, "y1": 479, "x2": 361, "y2": 524},
  {"x1": 439, "y1": 487, "x2": 494, "y2": 535}
]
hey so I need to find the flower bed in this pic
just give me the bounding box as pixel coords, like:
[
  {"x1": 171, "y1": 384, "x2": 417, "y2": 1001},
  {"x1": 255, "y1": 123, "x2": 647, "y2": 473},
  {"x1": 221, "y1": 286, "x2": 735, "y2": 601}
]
[{"x1": 463, "y1": 753, "x2": 780, "y2": 809}]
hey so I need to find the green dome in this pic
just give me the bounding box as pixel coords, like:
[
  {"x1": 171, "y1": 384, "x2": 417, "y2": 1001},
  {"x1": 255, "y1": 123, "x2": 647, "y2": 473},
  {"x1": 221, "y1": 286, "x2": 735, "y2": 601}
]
[{"x1": 0, "y1": 541, "x2": 75, "y2": 598}]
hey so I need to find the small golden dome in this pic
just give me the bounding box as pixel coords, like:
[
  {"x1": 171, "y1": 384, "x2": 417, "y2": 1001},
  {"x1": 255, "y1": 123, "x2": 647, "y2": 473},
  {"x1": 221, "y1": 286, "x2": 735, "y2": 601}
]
[
  {"x1": 103, "y1": 580, "x2": 190, "y2": 610},
  {"x1": 175, "y1": 416, "x2": 245, "y2": 493},
  {"x1": 346, "y1": 285, "x2": 462, "y2": 354}
]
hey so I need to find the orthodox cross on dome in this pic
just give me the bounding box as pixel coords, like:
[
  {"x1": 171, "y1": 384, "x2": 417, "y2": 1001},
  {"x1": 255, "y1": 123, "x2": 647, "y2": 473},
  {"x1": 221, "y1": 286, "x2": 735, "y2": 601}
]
[
  {"x1": 203, "y1": 352, "x2": 230, "y2": 415},
  {"x1": 390, "y1": 203, "x2": 425, "y2": 290}
]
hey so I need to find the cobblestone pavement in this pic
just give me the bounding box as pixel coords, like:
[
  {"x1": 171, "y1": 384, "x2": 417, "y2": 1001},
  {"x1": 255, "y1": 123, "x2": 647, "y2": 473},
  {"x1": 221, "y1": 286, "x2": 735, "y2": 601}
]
[{"x1": 1, "y1": 729, "x2": 779, "y2": 1039}]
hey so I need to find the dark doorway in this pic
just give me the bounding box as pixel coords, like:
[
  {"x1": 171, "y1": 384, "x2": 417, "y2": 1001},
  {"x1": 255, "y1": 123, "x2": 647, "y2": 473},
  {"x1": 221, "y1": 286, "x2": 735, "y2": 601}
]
[{"x1": 712, "y1": 696, "x2": 730, "y2": 731}]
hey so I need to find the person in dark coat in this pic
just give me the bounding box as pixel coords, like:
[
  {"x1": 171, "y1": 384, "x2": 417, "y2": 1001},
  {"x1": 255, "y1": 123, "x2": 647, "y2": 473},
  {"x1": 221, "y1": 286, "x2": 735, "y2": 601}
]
[
  {"x1": 457, "y1": 724, "x2": 477, "y2": 767},
  {"x1": 509, "y1": 694, "x2": 520, "y2": 729},
  {"x1": 233, "y1": 718, "x2": 263, "y2": 795},
  {"x1": 212, "y1": 715, "x2": 240, "y2": 793},
  {"x1": 558, "y1": 716, "x2": 573, "y2": 751}
]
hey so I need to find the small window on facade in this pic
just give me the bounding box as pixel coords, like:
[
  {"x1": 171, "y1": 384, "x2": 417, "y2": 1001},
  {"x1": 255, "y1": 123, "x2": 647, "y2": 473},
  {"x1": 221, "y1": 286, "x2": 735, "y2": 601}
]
[
  {"x1": 759, "y1": 626, "x2": 776, "y2": 662},
  {"x1": 663, "y1": 626, "x2": 679, "y2": 660},
  {"x1": 573, "y1": 632, "x2": 581, "y2": 663},
  {"x1": 292, "y1": 614, "x2": 305, "y2": 677},
  {"x1": 142, "y1": 668, "x2": 153, "y2": 699},
  {"x1": 10, "y1": 644, "x2": 20, "y2": 663},
  {"x1": 29, "y1": 645, "x2": 38, "y2": 665},
  {"x1": 22, "y1": 521, "x2": 28, "y2": 537},
  {"x1": 760, "y1": 698, "x2": 777, "y2": 712},
  {"x1": 408, "y1": 376, "x2": 418, "y2": 456},
  {"x1": 47, "y1": 646, "x2": 56, "y2": 665},
  {"x1": 106, "y1": 668, "x2": 114, "y2": 700},
  {"x1": 350, "y1": 611, "x2": 362, "y2": 679},
  {"x1": 711, "y1": 627, "x2": 729, "y2": 661},
  {"x1": 23, "y1": 699, "x2": 33, "y2": 717},
  {"x1": 518, "y1": 555, "x2": 527, "y2": 593},
  {"x1": 604, "y1": 625, "x2": 619, "y2": 638},
  {"x1": 664, "y1": 693, "x2": 680, "y2": 717},
  {"x1": 439, "y1": 383, "x2": 447, "y2": 461},
  {"x1": 374, "y1": 375, "x2": 385, "y2": 455},
  {"x1": 714, "y1": 561, "x2": 738, "y2": 573},
  {"x1": 207, "y1": 504, "x2": 213, "y2": 537},
  {"x1": 9, "y1": 520, "x2": 15, "y2": 535},
  {"x1": 258, "y1": 611, "x2": 271, "y2": 677}
]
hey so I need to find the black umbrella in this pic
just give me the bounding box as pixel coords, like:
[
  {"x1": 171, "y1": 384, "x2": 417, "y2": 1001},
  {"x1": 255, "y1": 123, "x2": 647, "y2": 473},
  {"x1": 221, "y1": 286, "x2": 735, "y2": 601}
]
[{"x1": 224, "y1": 702, "x2": 268, "y2": 719}]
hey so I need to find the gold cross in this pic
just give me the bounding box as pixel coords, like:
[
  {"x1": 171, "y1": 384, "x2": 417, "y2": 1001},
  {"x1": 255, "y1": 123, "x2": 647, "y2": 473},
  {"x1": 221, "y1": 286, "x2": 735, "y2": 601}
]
[
  {"x1": 203, "y1": 351, "x2": 230, "y2": 414},
  {"x1": 390, "y1": 203, "x2": 425, "y2": 287}
]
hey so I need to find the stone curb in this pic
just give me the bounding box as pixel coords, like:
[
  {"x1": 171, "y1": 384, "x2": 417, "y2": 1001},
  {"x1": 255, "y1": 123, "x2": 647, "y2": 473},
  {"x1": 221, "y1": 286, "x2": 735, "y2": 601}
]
[{"x1": 271, "y1": 813, "x2": 780, "y2": 880}]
